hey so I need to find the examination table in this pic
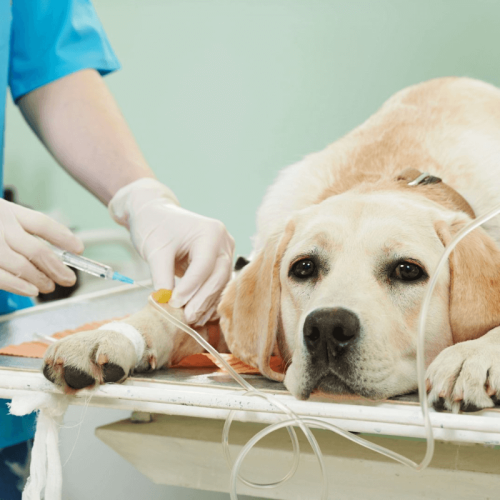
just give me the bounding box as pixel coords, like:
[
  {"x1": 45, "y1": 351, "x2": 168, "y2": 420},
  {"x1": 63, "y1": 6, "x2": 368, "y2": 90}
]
[{"x1": 0, "y1": 285, "x2": 499, "y2": 499}]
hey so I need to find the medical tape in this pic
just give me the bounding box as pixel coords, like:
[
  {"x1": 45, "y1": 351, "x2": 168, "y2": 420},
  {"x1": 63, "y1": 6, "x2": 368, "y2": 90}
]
[{"x1": 98, "y1": 321, "x2": 146, "y2": 364}]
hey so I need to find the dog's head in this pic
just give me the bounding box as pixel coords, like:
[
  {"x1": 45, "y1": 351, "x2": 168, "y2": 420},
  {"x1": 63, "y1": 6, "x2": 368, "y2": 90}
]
[{"x1": 218, "y1": 170, "x2": 500, "y2": 399}]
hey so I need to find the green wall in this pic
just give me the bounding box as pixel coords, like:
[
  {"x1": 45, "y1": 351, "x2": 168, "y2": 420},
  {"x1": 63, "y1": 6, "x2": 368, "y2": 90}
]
[{"x1": 5, "y1": 0, "x2": 500, "y2": 257}]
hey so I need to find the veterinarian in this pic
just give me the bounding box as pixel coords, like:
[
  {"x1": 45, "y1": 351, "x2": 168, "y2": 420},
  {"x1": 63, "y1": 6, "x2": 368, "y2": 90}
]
[{"x1": 0, "y1": 1, "x2": 234, "y2": 496}]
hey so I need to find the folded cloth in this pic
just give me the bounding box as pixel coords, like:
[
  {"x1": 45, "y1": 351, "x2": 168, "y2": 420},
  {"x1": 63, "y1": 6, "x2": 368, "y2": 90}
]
[{"x1": 0, "y1": 319, "x2": 125, "y2": 359}]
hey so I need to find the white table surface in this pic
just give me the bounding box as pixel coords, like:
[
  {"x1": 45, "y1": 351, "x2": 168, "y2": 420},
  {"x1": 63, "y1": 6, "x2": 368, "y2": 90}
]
[{"x1": 1, "y1": 285, "x2": 500, "y2": 499}]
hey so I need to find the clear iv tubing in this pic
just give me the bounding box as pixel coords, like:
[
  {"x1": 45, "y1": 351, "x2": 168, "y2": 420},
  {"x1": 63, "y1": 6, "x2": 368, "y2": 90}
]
[
  {"x1": 149, "y1": 295, "x2": 430, "y2": 498},
  {"x1": 147, "y1": 297, "x2": 328, "y2": 494},
  {"x1": 147, "y1": 202, "x2": 500, "y2": 498},
  {"x1": 415, "y1": 201, "x2": 500, "y2": 469}
]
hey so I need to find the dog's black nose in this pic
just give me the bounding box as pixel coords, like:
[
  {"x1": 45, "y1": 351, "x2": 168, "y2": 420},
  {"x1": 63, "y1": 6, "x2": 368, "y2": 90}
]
[{"x1": 303, "y1": 307, "x2": 360, "y2": 352}]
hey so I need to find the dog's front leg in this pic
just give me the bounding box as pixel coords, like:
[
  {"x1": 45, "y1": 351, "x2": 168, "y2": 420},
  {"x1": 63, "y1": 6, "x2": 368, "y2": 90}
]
[
  {"x1": 426, "y1": 326, "x2": 500, "y2": 412},
  {"x1": 42, "y1": 302, "x2": 210, "y2": 393}
]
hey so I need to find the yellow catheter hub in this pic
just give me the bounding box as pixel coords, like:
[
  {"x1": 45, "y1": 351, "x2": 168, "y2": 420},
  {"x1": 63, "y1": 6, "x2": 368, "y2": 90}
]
[{"x1": 151, "y1": 289, "x2": 172, "y2": 304}]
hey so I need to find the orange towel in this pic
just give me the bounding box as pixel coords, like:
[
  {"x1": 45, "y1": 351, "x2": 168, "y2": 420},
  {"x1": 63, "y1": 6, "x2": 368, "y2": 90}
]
[{"x1": 0, "y1": 318, "x2": 125, "y2": 359}]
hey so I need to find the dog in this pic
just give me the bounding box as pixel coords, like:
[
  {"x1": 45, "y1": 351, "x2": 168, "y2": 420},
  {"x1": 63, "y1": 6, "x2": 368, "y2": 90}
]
[{"x1": 43, "y1": 77, "x2": 500, "y2": 413}]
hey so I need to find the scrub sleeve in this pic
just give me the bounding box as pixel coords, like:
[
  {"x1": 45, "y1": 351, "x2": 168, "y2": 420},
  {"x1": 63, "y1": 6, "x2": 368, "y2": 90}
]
[{"x1": 0, "y1": 1, "x2": 119, "y2": 496}]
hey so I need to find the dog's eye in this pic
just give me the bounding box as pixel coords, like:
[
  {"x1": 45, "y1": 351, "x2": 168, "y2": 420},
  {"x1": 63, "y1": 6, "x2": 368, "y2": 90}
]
[
  {"x1": 392, "y1": 262, "x2": 424, "y2": 281},
  {"x1": 291, "y1": 259, "x2": 316, "y2": 279}
]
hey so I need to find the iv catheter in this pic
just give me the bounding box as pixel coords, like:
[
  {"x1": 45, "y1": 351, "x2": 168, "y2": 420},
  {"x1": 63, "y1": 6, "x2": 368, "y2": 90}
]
[{"x1": 50, "y1": 245, "x2": 135, "y2": 285}]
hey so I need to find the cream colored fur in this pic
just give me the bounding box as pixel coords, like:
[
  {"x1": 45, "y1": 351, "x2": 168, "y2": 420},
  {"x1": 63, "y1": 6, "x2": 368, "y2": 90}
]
[{"x1": 43, "y1": 77, "x2": 500, "y2": 412}]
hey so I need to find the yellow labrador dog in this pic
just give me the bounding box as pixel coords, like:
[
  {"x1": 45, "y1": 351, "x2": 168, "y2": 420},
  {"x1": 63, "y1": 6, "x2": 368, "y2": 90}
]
[{"x1": 43, "y1": 77, "x2": 500, "y2": 413}]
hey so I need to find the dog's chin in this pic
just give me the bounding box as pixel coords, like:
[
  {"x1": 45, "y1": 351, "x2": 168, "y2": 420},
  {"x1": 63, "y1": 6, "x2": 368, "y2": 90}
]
[
  {"x1": 301, "y1": 373, "x2": 389, "y2": 401},
  {"x1": 318, "y1": 376, "x2": 405, "y2": 400},
  {"x1": 315, "y1": 374, "x2": 354, "y2": 397},
  {"x1": 284, "y1": 360, "x2": 388, "y2": 401},
  {"x1": 291, "y1": 373, "x2": 354, "y2": 401}
]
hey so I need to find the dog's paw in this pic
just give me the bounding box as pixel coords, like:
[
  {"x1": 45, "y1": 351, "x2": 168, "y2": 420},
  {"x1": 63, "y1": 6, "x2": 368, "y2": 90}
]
[
  {"x1": 42, "y1": 329, "x2": 138, "y2": 393},
  {"x1": 426, "y1": 339, "x2": 500, "y2": 413}
]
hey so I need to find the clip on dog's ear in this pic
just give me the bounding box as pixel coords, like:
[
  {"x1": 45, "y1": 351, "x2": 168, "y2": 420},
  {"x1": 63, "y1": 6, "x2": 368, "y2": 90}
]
[
  {"x1": 396, "y1": 168, "x2": 442, "y2": 186},
  {"x1": 408, "y1": 172, "x2": 442, "y2": 186},
  {"x1": 218, "y1": 220, "x2": 295, "y2": 381}
]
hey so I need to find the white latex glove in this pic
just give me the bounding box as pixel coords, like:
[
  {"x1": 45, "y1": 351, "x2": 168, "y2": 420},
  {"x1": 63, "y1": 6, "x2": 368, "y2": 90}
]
[
  {"x1": 109, "y1": 178, "x2": 235, "y2": 326},
  {"x1": 0, "y1": 199, "x2": 83, "y2": 296}
]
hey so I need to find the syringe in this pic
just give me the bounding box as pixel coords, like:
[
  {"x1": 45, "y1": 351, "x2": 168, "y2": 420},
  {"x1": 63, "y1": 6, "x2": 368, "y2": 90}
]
[{"x1": 50, "y1": 245, "x2": 135, "y2": 285}]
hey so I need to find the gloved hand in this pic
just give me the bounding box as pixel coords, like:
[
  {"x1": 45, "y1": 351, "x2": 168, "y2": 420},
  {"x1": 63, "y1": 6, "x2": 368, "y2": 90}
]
[
  {"x1": 0, "y1": 199, "x2": 83, "y2": 296},
  {"x1": 109, "y1": 178, "x2": 235, "y2": 326}
]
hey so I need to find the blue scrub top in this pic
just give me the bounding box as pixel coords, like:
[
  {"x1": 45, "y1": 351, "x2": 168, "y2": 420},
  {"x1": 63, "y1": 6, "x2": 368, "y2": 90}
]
[{"x1": 0, "y1": 0, "x2": 120, "y2": 450}]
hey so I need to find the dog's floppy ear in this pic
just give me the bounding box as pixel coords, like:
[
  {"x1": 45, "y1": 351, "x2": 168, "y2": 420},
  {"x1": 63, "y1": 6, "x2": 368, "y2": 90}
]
[
  {"x1": 218, "y1": 220, "x2": 295, "y2": 381},
  {"x1": 435, "y1": 215, "x2": 500, "y2": 343}
]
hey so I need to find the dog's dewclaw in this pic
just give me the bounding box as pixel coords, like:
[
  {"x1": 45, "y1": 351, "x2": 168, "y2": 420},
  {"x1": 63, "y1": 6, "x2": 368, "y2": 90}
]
[{"x1": 152, "y1": 289, "x2": 172, "y2": 304}]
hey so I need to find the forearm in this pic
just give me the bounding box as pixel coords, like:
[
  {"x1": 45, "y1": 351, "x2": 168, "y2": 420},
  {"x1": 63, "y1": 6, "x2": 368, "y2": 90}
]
[{"x1": 18, "y1": 69, "x2": 155, "y2": 204}]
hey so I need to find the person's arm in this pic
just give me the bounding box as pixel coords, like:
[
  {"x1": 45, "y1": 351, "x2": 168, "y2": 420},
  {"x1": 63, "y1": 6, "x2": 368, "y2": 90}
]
[
  {"x1": 18, "y1": 69, "x2": 154, "y2": 204},
  {"x1": 18, "y1": 69, "x2": 234, "y2": 325}
]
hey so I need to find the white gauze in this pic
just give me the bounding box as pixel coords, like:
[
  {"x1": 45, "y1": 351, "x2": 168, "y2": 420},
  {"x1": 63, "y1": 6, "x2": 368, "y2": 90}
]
[
  {"x1": 98, "y1": 321, "x2": 146, "y2": 365},
  {"x1": 9, "y1": 393, "x2": 70, "y2": 500}
]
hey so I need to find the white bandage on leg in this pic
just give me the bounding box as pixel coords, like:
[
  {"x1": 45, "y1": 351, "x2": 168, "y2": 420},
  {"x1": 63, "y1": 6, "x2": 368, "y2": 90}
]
[{"x1": 98, "y1": 322, "x2": 146, "y2": 364}]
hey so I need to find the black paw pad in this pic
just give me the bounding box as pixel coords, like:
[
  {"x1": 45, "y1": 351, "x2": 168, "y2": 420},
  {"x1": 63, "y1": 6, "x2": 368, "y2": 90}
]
[
  {"x1": 432, "y1": 397, "x2": 447, "y2": 412},
  {"x1": 64, "y1": 367, "x2": 95, "y2": 390},
  {"x1": 43, "y1": 365, "x2": 56, "y2": 384},
  {"x1": 460, "y1": 401, "x2": 483, "y2": 413},
  {"x1": 102, "y1": 363, "x2": 126, "y2": 383}
]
